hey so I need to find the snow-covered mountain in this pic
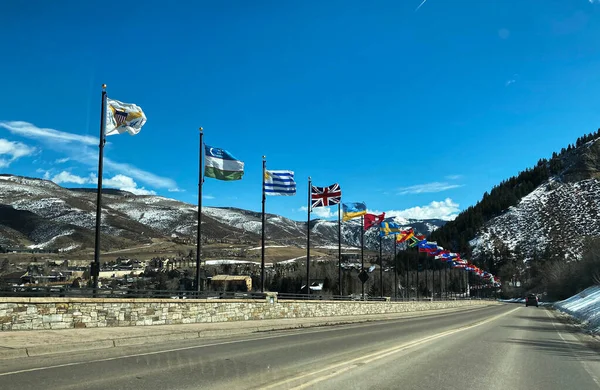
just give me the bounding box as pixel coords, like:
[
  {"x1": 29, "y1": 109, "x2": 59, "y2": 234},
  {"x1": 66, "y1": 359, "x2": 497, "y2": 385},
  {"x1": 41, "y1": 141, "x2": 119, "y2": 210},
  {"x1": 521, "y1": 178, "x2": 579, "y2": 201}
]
[
  {"x1": 471, "y1": 177, "x2": 600, "y2": 261},
  {"x1": 469, "y1": 136, "x2": 600, "y2": 262},
  {"x1": 0, "y1": 174, "x2": 445, "y2": 252}
]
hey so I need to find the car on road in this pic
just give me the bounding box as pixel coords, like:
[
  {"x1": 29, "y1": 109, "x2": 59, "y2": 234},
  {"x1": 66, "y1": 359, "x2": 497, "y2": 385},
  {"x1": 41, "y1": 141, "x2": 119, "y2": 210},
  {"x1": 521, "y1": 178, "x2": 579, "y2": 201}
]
[{"x1": 525, "y1": 294, "x2": 539, "y2": 307}]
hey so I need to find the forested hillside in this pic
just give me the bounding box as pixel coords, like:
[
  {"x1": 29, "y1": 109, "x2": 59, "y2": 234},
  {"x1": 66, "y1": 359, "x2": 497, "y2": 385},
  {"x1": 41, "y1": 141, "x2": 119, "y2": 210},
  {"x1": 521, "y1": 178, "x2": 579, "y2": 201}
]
[{"x1": 429, "y1": 129, "x2": 600, "y2": 272}]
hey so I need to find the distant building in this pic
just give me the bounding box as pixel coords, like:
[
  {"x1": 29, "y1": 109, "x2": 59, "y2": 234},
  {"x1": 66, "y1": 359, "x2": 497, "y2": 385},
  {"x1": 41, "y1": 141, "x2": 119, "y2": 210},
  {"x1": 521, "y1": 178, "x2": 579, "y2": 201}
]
[{"x1": 210, "y1": 275, "x2": 252, "y2": 292}]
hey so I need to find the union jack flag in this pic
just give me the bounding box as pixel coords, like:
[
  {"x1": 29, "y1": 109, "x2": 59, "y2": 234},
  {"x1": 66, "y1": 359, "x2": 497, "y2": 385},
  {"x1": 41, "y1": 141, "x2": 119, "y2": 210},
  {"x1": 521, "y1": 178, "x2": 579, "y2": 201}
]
[
  {"x1": 114, "y1": 109, "x2": 128, "y2": 127},
  {"x1": 311, "y1": 183, "x2": 341, "y2": 208}
]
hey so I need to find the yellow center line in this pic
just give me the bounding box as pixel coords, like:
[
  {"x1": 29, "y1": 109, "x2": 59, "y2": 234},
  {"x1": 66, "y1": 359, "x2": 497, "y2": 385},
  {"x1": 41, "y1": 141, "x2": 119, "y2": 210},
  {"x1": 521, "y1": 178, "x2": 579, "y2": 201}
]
[{"x1": 261, "y1": 306, "x2": 521, "y2": 390}]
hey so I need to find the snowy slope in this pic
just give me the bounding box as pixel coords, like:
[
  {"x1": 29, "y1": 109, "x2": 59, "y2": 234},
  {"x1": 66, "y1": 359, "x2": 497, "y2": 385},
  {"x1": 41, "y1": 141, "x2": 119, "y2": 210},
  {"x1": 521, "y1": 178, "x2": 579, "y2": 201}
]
[
  {"x1": 554, "y1": 285, "x2": 600, "y2": 335},
  {"x1": 471, "y1": 178, "x2": 600, "y2": 261},
  {"x1": 0, "y1": 175, "x2": 445, "y2": 251}
]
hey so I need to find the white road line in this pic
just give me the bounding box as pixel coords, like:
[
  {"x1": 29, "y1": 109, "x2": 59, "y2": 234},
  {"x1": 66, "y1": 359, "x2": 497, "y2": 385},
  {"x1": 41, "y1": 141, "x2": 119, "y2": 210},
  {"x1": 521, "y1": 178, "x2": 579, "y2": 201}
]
[
  {"x1": 261, "y1": 306, "x2": 521, "y2": 390},
  {"x1": 545, "y1": 309, "x2": 600, "y2": 387}
]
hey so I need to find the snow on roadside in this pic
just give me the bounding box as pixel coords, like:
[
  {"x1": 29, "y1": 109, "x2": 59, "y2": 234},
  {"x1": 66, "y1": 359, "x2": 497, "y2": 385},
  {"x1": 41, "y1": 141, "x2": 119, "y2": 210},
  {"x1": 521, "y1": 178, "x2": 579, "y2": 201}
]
[{"x1": 554, "y1": 285, "x2": 600, "y2": 335}]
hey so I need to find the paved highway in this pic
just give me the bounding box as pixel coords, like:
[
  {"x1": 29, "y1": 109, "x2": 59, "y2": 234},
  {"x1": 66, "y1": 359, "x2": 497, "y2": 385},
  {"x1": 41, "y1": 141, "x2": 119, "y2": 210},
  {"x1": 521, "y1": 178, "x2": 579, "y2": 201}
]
[{"x1": 0, "y1": 304, "x2": 598, "y2": 389}]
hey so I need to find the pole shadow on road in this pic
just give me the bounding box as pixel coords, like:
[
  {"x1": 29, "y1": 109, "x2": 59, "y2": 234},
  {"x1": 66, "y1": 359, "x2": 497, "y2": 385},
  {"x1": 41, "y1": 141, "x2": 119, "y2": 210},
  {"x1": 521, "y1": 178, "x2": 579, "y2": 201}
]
[
  {"x1": 505, "y1": 338, "x2": 600, "y2": 362},
  {"x1": 502, "y1": 324, "x2": 563, "y2": 333},
  {"x1": 513, "y1": 314, "x2": 557, "y2": 323}
]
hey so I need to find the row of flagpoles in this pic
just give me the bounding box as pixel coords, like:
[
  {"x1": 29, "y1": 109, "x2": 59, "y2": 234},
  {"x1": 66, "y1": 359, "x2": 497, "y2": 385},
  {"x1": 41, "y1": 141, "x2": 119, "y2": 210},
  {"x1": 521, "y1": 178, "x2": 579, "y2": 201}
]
[{"x1": 91, "y1": 86, "x2": 500, "y2": 295}]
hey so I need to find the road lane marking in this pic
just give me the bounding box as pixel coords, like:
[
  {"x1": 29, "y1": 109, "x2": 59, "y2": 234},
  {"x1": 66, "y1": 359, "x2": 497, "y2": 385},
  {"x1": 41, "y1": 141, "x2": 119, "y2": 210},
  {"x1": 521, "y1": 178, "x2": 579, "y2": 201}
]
[
  {"x1": 0, "y1": 304, "x2": 507, "y2": 378},
  {"x1": 261, "y1": 307, "x2": 521, "y2": 390},
  {"x1": 545, "y1": 309, "x2": 600, "y2": 387}
]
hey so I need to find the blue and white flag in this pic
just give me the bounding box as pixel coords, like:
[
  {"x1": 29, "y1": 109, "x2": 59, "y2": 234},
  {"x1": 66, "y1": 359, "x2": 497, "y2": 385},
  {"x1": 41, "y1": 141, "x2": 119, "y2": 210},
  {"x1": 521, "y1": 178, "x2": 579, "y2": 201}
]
[{"x1": 264, "y1": 170, "x2": 296, "y2": 196}]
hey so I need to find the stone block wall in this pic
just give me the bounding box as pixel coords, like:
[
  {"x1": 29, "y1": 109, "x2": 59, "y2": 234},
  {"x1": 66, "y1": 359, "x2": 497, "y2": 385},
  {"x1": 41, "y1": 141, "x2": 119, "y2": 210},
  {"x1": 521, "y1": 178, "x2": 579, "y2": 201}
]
[{"x1": 0, "y1": 297, "x2": 497, "y2": 331}]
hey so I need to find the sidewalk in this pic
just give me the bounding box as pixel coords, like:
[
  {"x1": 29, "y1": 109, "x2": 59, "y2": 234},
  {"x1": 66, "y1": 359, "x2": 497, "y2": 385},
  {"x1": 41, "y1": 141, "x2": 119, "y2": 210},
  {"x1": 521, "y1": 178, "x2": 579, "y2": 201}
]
[{"x1": 0, "y1": 305, "x2": 493, "y2": 360}]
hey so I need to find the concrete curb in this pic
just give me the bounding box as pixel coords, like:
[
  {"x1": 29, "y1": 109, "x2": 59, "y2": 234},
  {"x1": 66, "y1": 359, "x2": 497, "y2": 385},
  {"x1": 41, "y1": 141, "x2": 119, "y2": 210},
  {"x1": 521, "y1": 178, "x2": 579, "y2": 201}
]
[
  {"x1": 4, "y1": 303, "x2": 501, "y2": 359},
  {"x1": 0, "y1": 348, "x2": 28, "y2": 359},
  {"x1": 27, "y1": 340, "x2": 115, "y2": 357}
]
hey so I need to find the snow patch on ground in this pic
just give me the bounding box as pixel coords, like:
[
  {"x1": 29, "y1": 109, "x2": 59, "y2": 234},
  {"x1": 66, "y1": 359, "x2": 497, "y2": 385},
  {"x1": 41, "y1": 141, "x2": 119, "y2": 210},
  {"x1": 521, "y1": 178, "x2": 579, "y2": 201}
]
[
  {"x1": 278, "y1": 256, "x2": 306, "y2": 264},
  {"x1": 554, "y1": 285, "x2": 600, "y2": 335},
  {"x1": 203, "y1": 207, "x2": 262, "y2": 234},
  {"x1": 204, "y1": 259, "x2": 273, "y2": 267},
  {"x1": 316, "y1": 245, "x2": 360, "y2": 250},
  {"x1": 27, "y1": 229, "x2": 75, "y2": 249},
  {"x1": 248, "y1": 245, "x2": 288, "y2": 251},
  {"x1": 59, "y1": 244, "x2": 80, "y2": 252}
]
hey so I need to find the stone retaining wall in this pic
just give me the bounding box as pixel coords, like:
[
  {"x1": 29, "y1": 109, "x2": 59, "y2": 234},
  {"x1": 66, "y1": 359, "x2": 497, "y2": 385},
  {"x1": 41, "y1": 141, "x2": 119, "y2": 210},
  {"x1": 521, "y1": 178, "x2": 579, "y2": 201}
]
[{"x1": 0, "y1": 297, "x2": 498, "y2": 331}]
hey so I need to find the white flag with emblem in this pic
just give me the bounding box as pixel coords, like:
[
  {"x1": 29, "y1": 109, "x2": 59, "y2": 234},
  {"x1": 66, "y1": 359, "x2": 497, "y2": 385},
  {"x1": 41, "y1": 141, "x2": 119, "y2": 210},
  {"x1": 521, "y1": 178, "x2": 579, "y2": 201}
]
[{"x1": 105, "y1": 98, "x2": 147, "y2": 136}]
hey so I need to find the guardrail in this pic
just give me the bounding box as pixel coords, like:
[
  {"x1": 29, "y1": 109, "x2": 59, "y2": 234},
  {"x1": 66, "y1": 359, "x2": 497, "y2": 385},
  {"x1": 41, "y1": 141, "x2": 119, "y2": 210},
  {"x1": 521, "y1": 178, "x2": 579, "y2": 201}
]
[{"x1": 0, "y1": 286, "x2": 495, "y2": 301}]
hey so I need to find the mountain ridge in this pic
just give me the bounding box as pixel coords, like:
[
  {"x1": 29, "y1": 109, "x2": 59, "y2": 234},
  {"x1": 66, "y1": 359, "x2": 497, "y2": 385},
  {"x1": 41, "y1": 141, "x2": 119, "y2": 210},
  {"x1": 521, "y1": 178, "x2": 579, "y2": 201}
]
[
  {"x1": 430, "y1": 129, "x2": 600, "y2": 276},
  {"x1": 0, "y1": 174, "x2": 446, "y2": 253}
]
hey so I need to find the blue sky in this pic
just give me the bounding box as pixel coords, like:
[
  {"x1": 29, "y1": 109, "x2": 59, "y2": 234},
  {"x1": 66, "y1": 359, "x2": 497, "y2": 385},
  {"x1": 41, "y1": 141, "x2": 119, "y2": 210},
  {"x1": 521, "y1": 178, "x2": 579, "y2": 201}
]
[{"x1": 1, "y1": 0, "x2": 600, "y2": 221}]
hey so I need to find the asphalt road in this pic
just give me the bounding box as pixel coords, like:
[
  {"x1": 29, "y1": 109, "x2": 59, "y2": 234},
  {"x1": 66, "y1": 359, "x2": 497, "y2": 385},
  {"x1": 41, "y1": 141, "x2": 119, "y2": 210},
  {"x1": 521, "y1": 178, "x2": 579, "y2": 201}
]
[{"x1": 0, "y1": 304, "x2": 598, "y2": 390}]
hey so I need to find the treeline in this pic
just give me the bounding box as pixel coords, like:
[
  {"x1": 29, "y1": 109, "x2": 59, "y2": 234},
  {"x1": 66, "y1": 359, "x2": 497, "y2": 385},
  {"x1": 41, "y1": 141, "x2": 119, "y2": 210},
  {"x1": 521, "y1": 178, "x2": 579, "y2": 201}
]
[
  {"x1": 527, "y1": 237, "x2": 600, "y2": 300},
  {"x1": 430, "y1": 128, "x2": 600, "y2": 257}
]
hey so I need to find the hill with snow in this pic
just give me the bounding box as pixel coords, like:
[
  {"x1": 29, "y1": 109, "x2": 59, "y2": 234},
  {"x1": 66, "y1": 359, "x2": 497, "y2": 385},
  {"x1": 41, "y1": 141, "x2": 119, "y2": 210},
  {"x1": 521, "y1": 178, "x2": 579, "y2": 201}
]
[
  {"x1": 0, "y1": 174, "x2": 445, "y2": 252},
  {"x1": 431, "y1": 131, "x2": 600, "y2": 268}
]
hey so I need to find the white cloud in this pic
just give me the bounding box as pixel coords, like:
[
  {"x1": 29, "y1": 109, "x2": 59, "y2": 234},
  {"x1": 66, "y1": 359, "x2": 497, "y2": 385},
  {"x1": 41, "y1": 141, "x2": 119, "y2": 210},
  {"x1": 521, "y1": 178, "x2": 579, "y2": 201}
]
[
  {"x1": 51, "y1": 171, "x2": 90, "y2": 185},
  {"x1": 49, "y1": 171, "x2": 156, "y2": 195},
  {"x1": 388, "y1": 198, "x2": 460, "y2": 221},
  {"x1": 0, "y1": 121, "x2": 176, "y2": 190},
  {"x1": 55, "y1": 157, "x2": 70, "y2": 164},
  {"x1": 397, "y1": 182, "x2": 463, "y2": 195},
  {"x1": 0, "y1": 138, "x2": 36, "y2": 168},
  {"x1": 505, "y1": 79, "x2": 516, "y2": 87},
  {"x1": 0, "y1": 121, "x2": 97, "y2": 145},
  {"x1": 203, "y1": 194, "x2": 215, "y2": 200},
  {"x1": 98, "y1": 174, "x2": 156, "y2": 195},
  {"x1": 300, "y1": 206, "x2": 336, "y2": 219},
  {"x1": 103, "y1": 158, "x2": 176, "y2": 189},
  {"x1": 168, "y1": 188, "x2": 185, "y2": 193}
]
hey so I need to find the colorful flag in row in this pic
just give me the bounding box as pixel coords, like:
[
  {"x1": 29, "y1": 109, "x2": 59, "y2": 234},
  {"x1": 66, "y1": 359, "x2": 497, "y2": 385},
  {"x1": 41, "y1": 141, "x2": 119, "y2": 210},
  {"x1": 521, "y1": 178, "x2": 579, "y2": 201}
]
[
  {"x1": 342, "y1": 202, "x2": 367, "y2": 221},
  {"x1": 311, "y1": 183, "x2": 341, "y2": 208},
  {"x1": 204, "y1": 145, "x2": 244, "y2": 181},
  {"x1": 105, "y1": 98, "x2": 147, "y2": 136},
  {"x1": 364, "y1": 213, "x2": 385, "y2": 230},
  {"x1": 265, "y1": 170, "x2": 296, "y2": 196},
  {"x1": 379, "y1": 221, "x2": 403, "y2": 236}
]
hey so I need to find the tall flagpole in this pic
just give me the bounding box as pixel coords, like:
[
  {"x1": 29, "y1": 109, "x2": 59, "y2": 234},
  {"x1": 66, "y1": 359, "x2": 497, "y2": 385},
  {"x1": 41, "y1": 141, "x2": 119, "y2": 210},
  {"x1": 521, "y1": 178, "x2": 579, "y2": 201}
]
[
  {"x1": 306, "y1": 177, "x2": 311, "y2": 295},
  {"x1": 92, "y1": 84, "x2": 107, "y2": 291},
  {"x1": 361, "y1": 216, "x2": 364, "y2": 300},
  {"x1": 261, "y1": 156, "x2": 266, "y2": 292},
  {"x1": 425, "y1": 255, "x2": 429, "y2": 298},
  {"x1": 196, "y1": 127, "x2": 204, "y2": 292},
  {"x1": 444, "y1": 263, "x2": 448, "y2": 299},
  {"x1": 338, "y1": 203, "x2": 342, "y2": 296},
  {"x1": 416, "y1": 256, "x2": 420, "y2": 300},
  {"x1": 379, "y1": 234, "x2": 383, "y2": 297},
  {"x1": 405, "y1": 247, "x2": 409, "y2": 300},
  {"x1": 394, "y1": 237, "x2": 397, "y2": 300}
]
